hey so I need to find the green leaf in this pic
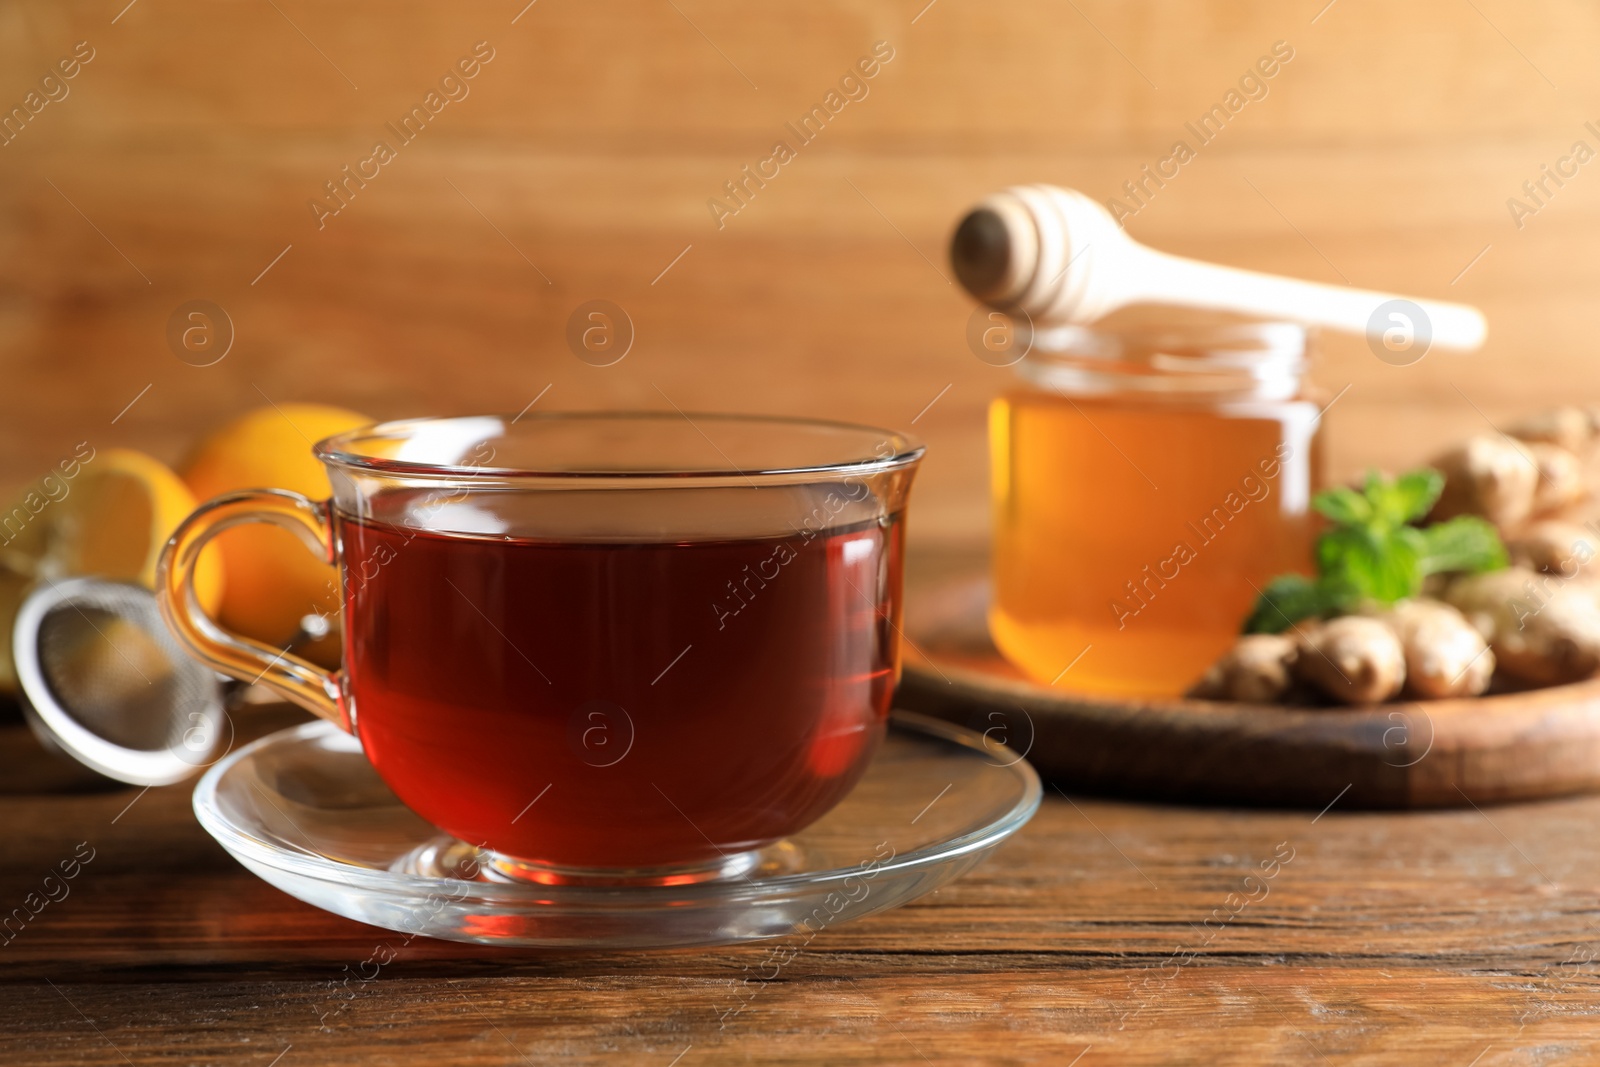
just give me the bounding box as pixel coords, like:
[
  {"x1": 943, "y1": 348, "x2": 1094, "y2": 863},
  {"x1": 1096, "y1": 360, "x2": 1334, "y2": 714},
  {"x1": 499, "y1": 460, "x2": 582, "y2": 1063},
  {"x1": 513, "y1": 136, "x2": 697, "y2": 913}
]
[
  {"x1": 1387, "y1": 469, "x2": 1445, "y2": 524},
  {"x1": 1312, "y1": 486, "x2": 1371, "y2": 526},
  {"x1": 1354, "y1": 468, "x2": 1444, "y2": 528},
  {"x1": 1419, "y1": 515, "x2": 1508, "y2": 576},
  {"x1": 1238, "y1": 464, "x2": 1505, "y2": 634},
  {"x1": 1243, "y1": 574, "x2": 1356, "y2": 634},
  {"x1": 1317, "y1": 524, "x2": 1426, "y2": 603},
  {"x1": 1373, "y1": 525, "x2": 1428, "y2": 600},
  {"x1": 1316, "y1": 525, "x2": 1378, "y2": 589}
]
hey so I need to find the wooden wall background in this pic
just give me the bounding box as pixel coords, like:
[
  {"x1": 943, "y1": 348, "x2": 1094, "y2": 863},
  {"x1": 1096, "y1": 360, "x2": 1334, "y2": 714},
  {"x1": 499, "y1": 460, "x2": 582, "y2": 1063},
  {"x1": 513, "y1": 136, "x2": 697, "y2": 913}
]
[{"x1": 0, "y1": 0, "x2": 1596, "y2": 544}]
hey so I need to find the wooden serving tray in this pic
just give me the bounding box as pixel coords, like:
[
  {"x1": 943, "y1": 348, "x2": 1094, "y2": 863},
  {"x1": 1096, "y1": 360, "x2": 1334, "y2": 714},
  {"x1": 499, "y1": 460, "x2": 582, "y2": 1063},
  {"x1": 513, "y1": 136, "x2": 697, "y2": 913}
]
[{"x1": 894, "y1": 549, "x2": 1600, "y2": 808}]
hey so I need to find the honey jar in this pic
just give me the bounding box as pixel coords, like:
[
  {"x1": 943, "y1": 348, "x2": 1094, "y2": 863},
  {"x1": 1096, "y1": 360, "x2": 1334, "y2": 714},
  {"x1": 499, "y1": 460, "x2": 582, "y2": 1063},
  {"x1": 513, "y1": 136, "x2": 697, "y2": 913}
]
[{"x1": 988, "y1": 319, "x2": 1324, "y2": 696}]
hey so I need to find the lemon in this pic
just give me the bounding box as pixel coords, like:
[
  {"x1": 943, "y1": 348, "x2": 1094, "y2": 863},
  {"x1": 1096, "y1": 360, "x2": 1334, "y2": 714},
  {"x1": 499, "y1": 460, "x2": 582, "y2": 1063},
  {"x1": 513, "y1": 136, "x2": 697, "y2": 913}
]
[
  {"x1": 0, "y1": 447, "x2": 223, "y2": 692},
  {"x1": 180, "y1": 403, "x2": 370, "y2": 663}
]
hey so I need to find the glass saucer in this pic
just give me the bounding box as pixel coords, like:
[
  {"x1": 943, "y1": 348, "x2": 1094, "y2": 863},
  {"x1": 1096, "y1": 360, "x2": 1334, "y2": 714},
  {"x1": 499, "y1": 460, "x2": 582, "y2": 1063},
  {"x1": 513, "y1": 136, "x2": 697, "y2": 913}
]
[{"x1": 191, "y1": 712, "x2": 1041, "y2": 949}]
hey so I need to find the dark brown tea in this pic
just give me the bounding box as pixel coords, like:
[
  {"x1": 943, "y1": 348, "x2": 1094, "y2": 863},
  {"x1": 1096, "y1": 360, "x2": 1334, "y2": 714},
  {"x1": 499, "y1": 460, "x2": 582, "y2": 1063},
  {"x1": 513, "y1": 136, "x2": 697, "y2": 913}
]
[{"x1": 338, "y1": 504, "x2": 904, "y2": 869}]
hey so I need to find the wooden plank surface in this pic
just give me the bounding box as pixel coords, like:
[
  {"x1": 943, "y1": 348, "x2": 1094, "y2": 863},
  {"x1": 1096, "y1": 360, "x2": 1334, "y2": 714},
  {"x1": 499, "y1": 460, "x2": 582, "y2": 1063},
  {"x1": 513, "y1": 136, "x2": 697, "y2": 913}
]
[{"x1": 4, "y1": 702, "x2": 1600, "y2": 1065}]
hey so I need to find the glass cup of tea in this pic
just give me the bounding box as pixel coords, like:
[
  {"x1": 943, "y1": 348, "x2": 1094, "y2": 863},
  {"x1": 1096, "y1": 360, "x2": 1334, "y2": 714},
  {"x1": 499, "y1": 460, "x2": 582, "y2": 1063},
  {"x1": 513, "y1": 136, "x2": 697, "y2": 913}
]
[{"x1": 157, "y1": 413, "x2": 923, "y2": 883}]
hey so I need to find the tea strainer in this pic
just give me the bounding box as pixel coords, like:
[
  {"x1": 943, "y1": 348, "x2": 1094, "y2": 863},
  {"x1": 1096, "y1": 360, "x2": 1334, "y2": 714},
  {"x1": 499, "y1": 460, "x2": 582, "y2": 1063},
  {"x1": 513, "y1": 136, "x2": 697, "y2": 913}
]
[{"x1": 12, "y1": 576, "x2": 228, "y2": 786}]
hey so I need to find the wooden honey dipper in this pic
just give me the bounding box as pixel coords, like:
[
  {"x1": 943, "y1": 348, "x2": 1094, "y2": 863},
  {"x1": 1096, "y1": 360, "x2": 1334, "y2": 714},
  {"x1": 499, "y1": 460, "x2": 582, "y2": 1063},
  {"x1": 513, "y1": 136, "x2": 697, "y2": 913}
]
[{"x1": 950, "y1": 184, "x2": 1487, "y2": 350}]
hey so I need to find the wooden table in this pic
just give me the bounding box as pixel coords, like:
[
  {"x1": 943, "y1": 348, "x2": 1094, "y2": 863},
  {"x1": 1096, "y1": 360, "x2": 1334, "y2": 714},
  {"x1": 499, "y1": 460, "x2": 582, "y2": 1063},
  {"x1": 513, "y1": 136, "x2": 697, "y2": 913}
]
[{"x1": 3, "y1": 701, "x2": 1597, "y2": 1067}]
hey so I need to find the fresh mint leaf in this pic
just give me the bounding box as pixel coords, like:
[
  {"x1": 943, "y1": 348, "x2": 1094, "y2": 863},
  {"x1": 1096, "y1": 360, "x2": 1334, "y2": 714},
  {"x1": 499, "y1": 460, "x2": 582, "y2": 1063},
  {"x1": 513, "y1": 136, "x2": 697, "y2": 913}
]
[
  {"x1": 1312, "y1": 486, "x2": 1371, "y2": 526},
  {"x1": 1355, "y1": 468, "x2": 1444, "y2": 528},
  {"x1": 1386, "y1": 469, "x2": 1445, "y2": 524},
  {"x1": 1419, "y1": 515, "x2": 1509, "y2": 575},
  {"x1": 1374, "y1": 525, "x2": 1428, "y2": 600},
  {"x1": 1242, "y1": 464, "x2": 1506, "y2": 634},
  {"x1": 1243, "y1": 575, "x2": 1319, "y2": 634},
  {"x1": 1243, "y1": 574, "x2": 1356, "y2": 634},
  {"x1": 1316, "y1": 523, "x2": 1426, "y2": 602}
]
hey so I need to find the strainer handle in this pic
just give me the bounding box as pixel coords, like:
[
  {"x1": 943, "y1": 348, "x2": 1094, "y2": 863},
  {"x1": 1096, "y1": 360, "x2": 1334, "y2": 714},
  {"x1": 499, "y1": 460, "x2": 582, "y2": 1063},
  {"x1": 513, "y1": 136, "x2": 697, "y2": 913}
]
[{"x1": 156, "y1": 489, "x2": 350, "y2": 732}]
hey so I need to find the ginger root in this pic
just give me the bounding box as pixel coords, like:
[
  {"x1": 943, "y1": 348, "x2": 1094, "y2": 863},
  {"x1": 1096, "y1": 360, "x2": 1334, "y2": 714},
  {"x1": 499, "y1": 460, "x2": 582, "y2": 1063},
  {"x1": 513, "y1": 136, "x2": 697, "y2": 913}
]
[
  {"x1": 1508, "y1": 520, "x2": 1599, "y2": 576},
  {"x1": 1187, "y1": 634, "x2": 1298, "y2": 703},
  {"x1": 1188, "y1": 408, "x2": 1600, "y2": 706},
  {"x1": 1292, "y1": 616, "x2": 1407, "y2": 706},
  {"x1": 1381, "y1": 598, "x2": 1494, "y2": 699},
  {"x1": 1429, "y1": 435, "x2": 1539, "y2": 530},
  {"x1": 1525, "y1": 442, "x2": 1587, "y2": 516},
  {"x1": 1442, "y1": 566, "x2": 1600, "y2": 686}
]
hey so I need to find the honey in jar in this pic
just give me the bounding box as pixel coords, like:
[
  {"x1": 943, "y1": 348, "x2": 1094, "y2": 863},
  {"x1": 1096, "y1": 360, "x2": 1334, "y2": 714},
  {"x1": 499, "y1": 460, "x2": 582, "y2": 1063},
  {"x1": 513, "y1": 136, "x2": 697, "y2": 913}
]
[{"x1": 988, "y1": 320, "x2": 1323, "y2": 697}]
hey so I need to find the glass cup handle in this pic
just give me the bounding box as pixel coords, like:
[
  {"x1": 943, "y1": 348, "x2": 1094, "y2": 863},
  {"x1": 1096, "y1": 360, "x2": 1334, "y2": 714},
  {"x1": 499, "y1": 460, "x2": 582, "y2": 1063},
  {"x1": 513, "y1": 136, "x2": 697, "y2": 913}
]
[{"x1": 156, "y1": 488, "x2": 350, "y2": 732}]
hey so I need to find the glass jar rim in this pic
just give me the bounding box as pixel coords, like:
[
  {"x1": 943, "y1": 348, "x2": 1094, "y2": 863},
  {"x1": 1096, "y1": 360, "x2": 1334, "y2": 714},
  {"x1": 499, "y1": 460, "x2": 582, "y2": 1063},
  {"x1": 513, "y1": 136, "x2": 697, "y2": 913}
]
[
  {"x1": 314, "y1": 411, "x2": 926, "y2": 484},
  {"x1": 1032, "y1": 319, "x2": 1307, "y2": 352},
  {"x1": 1017, "y1": 320, "x2": 1311, "y2": 401}
]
